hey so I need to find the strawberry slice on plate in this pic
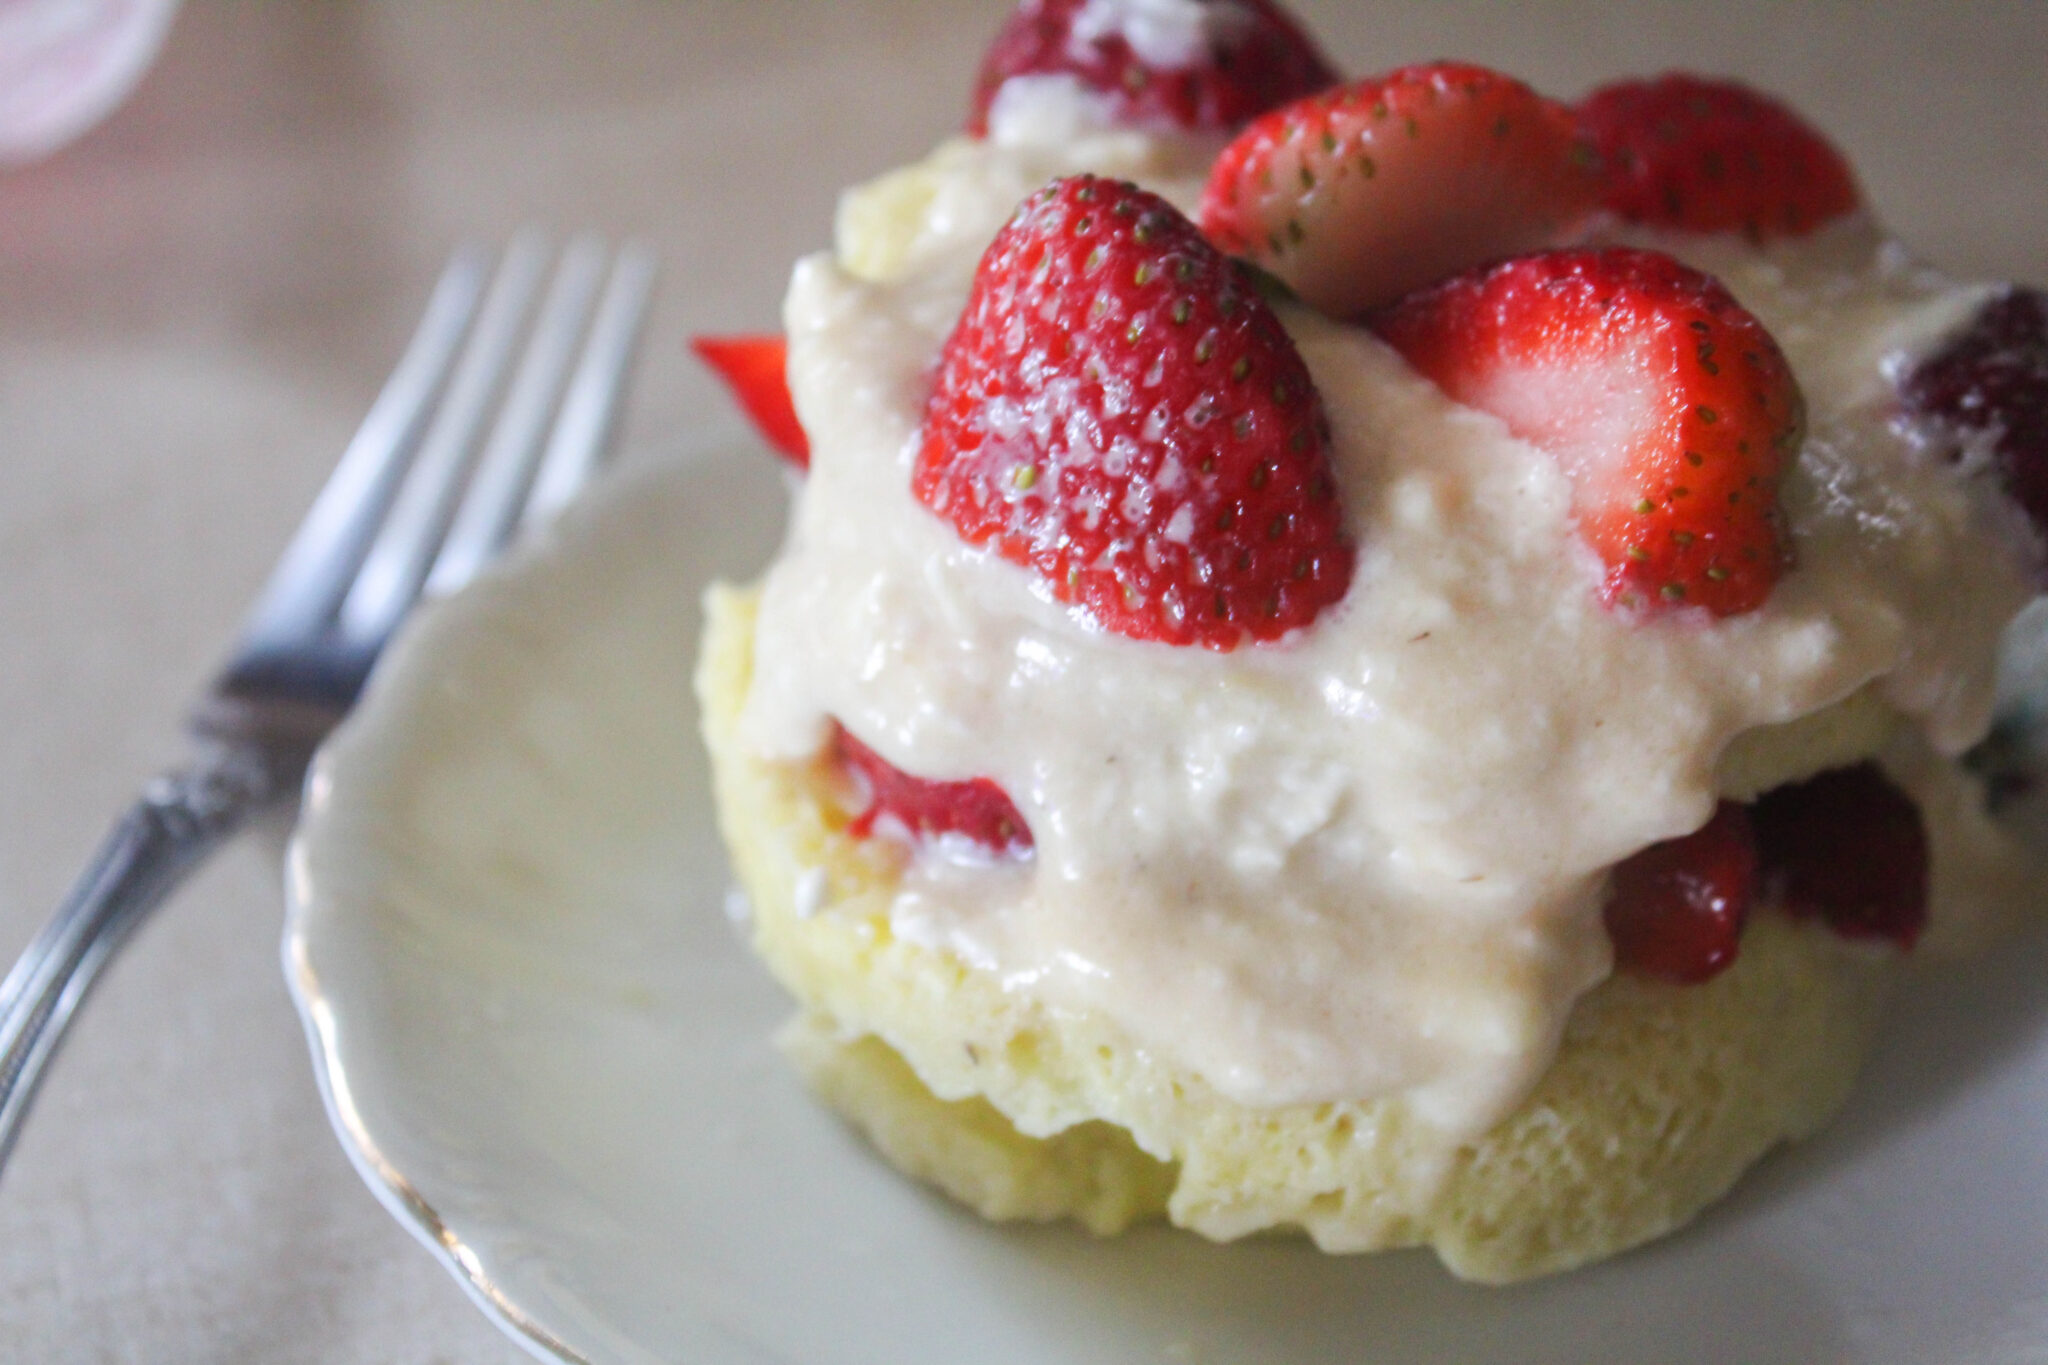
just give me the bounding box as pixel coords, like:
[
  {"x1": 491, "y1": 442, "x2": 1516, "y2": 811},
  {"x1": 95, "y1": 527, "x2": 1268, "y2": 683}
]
[
  {"x1": 1373, "y1": 247, "x2": 1802, "y2": 617},
  {"x1": 917, "y1": 174, "x2": 1353, "y2": 650},
  {"x1": 1576, "y1": 73, "x2": 1862, "y2": 241},
  {"x1": 1199, "y1": 61, "x2": 1602, "y2": 317},
  {"x1": 967, "y1": 0, "x2": 1337, "y2": 138},
  {"x1": 690, "y1": 333, "x2": 810, "y2": 470}
]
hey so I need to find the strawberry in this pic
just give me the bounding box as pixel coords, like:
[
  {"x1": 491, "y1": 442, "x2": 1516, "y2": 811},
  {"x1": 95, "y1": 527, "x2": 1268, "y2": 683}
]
[
  {"x1": 967, "y1": 0, "x2": 1337, "y2": 139},
  {"x1": 1604, "y1": 801, "x2": 1758, "y2": 984},
  {"x1": 1198, "y1": 61, "x2": 1602, "y2": 318},
  {"x1": 690, "y1": 334, "x2": 810, "y2": 469},
  {"x1": 916, "y1": 175, "x2": 1353, "y2": 649},
  {"x1": 1576, "y1": 73, "x2": 1861, "y2": 241},
  {"x1": 1900, "y1": 287, "x2": 2048, "y2": 547},
  {"x1": 1372, "y1": 247, "x2": 1802, "y2": 616},
  {"x1": 1751, "y1": 763, "x2": 1929, "y2": 950},
  {"x1": 833, "y1": 722, "x2": 1033, "y2": 856}
]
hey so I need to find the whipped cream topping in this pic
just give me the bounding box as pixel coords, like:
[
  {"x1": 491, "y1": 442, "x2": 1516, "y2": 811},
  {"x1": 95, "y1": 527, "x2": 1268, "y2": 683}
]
[
  {"x1": 983, "y1": 76, "x2": 1129, "y2": 149},
  {"x1": 739, "y1": 130, "x2": 2035, "y2": 1133}
]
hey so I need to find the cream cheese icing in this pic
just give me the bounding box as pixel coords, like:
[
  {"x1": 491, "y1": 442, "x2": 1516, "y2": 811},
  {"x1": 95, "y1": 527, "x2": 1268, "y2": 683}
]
[{"x1": 736, "y1": 126, "x2": 2036, "y2": 1135}]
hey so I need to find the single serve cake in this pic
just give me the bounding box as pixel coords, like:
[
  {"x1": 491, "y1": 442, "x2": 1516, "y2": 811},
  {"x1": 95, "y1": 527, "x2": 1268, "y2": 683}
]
[{"x1": 692, "y1": 0, "x2": 2048, "y2": 1281}]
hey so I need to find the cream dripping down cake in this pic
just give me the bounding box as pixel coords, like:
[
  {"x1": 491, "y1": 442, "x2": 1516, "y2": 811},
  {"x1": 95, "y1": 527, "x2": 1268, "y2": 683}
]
[{"x1": 690, "y1": 0, "x2": 2048, "y2": 1281}]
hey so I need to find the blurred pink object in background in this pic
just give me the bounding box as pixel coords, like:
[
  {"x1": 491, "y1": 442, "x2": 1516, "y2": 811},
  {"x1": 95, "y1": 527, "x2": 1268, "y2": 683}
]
[{"x1": 0, "y1": 0, "x2": 179, "y2": 163}]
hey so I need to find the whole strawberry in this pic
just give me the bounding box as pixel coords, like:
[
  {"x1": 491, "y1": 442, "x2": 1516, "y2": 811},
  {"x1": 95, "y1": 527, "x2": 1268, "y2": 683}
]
[
  {"x1": 1372, "y1": 247, "x2": 1802, "y2": 617},
  {"x1": 1199, "y1": 61, "x2": 1602, "y2": 317},
  {"x1": 967, "y1": 0, "x2": 1337, "y2": 138},
  {"x1": 917, "y1": 175, "x2": 1353, "y2": 649},
  {"x1": 1577, "y1": 73, "x2": 1861, "y2": 241}
]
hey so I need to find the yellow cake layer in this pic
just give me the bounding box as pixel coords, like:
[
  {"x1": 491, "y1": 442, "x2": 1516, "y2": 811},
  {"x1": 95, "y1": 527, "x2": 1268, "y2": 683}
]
[{"x1": 698, "y1": 583, "x2": 1899, "y2": 1282}]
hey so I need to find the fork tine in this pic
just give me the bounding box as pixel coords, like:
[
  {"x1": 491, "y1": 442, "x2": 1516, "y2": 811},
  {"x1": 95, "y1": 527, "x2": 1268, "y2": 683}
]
[
  {"x1": 521, "y1": 241, "x2": 658, "y2": 530},
  {"x1": 336, "y1": 229, "x2": 552, "y2": 644},
  {"x1": 422, "y1": 232, "x2": 610, "y2": 597},
  {"x1": 232, "y1": 247, "x2": 489, "y2": 656},
  {"x1": 213, "y1": 233, "x2": 654, "y2": 725}
]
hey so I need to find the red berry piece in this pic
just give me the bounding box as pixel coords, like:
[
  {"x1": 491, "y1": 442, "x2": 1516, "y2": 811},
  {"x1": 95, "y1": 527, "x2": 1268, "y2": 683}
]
[
  {"x1": 1199, "y1": 61, "x2": 1602, "y2": 317},
  {"x1": 1604, "y1": 801, "x2": 1759, "y2": 984},
  {"x1": 833, "y1": 723, "x2": 1034, "y2": 857},
  {"x1": 1372, "y1": 247, "x2": 1802, "y2": 616},
  {"x1": 1751, "y1": 763, "x2": 1929, "y2": 950},
  {"x1": 967, "y1": 0, "x2": 1337, "y2": 138},
  {"x1": 1900, "y1": 287, "x2": 2048, "y2": 547},
  {"x1": 917, "y1": 175, "x2": 1353, "y2": 650},
  {"x1": 691, "y1": 334, "x2": 810, "y2": 469},
  {"x1": 1577, "y1": 73, "x2": 1861, "y2": 241}
]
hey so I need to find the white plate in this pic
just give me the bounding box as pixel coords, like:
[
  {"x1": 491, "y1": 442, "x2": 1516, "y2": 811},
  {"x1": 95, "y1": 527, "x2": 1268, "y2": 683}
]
[{"x1": 286, "y1": 450, "x2": 2048, "y2": 1365}]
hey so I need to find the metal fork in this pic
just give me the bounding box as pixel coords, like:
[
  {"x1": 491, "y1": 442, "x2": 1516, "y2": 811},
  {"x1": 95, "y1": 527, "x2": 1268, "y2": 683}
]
[{"x1": 0, "y1": 232, "x2": 657, "y2": 1175}]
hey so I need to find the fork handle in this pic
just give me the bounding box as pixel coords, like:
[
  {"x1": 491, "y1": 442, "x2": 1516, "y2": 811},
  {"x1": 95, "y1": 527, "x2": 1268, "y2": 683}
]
[{"x1": 0, "y1": 743, "x2": 289, "y2": 1174}]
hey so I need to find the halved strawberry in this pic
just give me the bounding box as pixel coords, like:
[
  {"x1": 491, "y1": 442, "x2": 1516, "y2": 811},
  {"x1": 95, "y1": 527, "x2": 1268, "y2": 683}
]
[
  {"x1": 1372, "y1": 247, "x2": 1802, "y2": 616},
  {"x1": 690, "y1": 334, "x2": 810, "y2": 469},
  {"x1": 833, "y1": 722, "x2": 1033, "y2": 857},
  {"x1": 916, "y1": 175, "x2": 1353, "y2": 650},
  {"x1": 1198, "y1": 61, "x2": 1602, "y2": 317},
  {"x1": 1604, "y1": 800, "x2": 1758, "y2": 984},
  {"x1": 967, "y1": 0, "x2": 1337, "y2": 139},
  {"x1": 1751, "y1": 762, "x2": 1928, "y2": 950},
  {"x1": 1577, "y1": 73, "x2": 1861, "y2": 241}
]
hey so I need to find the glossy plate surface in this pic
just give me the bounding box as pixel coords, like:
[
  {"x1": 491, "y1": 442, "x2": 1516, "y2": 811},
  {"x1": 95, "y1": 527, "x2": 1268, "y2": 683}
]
[{"x1": 286, "y1": 452, "x2": 2048, "y2": 1365}]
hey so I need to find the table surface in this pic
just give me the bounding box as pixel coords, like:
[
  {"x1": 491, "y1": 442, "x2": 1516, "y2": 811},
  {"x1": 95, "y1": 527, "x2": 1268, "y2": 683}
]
[{"x1": 2, "y1": 2, "x2": 2044, "y2": 1360}]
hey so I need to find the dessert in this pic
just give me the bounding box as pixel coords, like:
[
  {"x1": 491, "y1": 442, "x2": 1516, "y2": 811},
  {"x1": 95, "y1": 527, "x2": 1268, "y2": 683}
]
[{"x1": 695, "y1": 0, "x2": 2047, "y2": 1282}]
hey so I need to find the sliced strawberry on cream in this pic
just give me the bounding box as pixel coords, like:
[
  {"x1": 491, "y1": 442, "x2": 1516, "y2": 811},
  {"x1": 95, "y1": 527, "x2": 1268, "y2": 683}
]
[
  {"x1": 916, "y1": 174, "x2": 1353, "y2": 649},
  {"x1": 1576, "y1": 73, "x2": 1862, "y2": 241},
  {"x1": 1372, "y1": 247, "x2": 1802, "y2": 616},
  {"x1": 1199, "y1": 62, "x2": 1602, "y2": 317}
]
